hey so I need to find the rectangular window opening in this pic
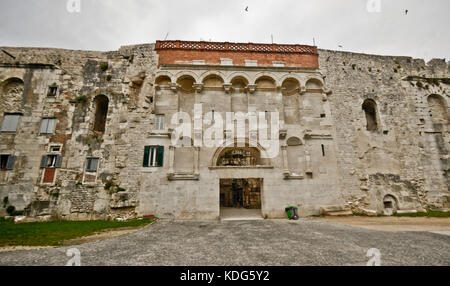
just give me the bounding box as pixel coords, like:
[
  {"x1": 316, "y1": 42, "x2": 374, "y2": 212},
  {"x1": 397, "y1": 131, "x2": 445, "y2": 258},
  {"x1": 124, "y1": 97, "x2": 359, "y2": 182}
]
[
  {"x1": 143, "y1": 146, "x2": 164, "y2": 167},
  {"x1": 50, "y1": 145, "x2": 61, "y2": 153},
  {"x1": 1, "y1": 155, "x2": 9, "y2": 170},
  {"x1": 40, "y1": 118, "x2": 56, "y2": 134},
  {"x1": 47, "y1": 86, "x2": 58, "y2": 97},
  {"x1": 86, "y1": 157, "x2": 99, "y2": 173},
  {"x1": 1, "y1": 114, "x2": 21, "y2": 132},
  {"x1": 155, "y1": 115, "x2": 165, "y2": 130},
  {"x1": 46, "y1": 155, "x2": 57, "y2": 168},
  {"x1": 40, "y1": 154, "x2": 62, "y2": 169}
]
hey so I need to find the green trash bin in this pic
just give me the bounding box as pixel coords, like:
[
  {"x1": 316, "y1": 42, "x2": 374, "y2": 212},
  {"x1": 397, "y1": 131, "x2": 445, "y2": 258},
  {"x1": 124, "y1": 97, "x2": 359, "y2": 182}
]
[{"x1": 285, "y1": 206, "x2": 299, "y2": 220}]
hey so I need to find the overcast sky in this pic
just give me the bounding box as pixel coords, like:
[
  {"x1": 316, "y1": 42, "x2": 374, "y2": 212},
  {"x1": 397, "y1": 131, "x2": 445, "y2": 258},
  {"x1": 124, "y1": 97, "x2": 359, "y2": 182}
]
[{"x1": 0, "y1": 0, "x2": 448, "y2": 61}]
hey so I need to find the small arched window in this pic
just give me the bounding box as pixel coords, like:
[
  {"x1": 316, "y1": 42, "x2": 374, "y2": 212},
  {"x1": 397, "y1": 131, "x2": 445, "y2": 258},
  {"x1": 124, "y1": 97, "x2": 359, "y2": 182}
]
[
  {"x1": 255, "y1": 76, "x2": 276, "y2": 89},
  {"x1": 202, "y1": 75, "x2": 224, "y2": 88},
  {"x1": 177, "y1": 75, "x2": 195, "y2": 93},
  {"x1": 362, "y1": 99, "x2": 379, "y2": 131},
  {"x1": 155, "y1": 75, "x2": 171, "y2": 86},
  {"x1": 93, "y1": 95, "x2": 109, "y2": 133}
]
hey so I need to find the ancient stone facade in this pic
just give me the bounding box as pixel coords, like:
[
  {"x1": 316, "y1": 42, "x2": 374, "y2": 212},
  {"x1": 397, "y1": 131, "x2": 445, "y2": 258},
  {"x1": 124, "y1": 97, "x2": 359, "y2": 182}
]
[{"x1": 0, "y1": 40, "x2": 448, "y2": 220}]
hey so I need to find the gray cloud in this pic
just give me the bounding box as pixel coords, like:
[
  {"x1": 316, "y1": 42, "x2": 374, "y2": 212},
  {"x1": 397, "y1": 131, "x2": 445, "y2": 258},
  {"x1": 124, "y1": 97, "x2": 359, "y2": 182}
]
[{"x1": 0, "y1": 0, "x2": 448, "y2": 61}]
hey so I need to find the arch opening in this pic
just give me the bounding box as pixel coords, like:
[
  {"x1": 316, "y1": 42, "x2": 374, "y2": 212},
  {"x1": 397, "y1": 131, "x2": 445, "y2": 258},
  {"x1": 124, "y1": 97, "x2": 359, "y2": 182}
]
[
  {"x1": 93, "y1": 95, "x2": 109, "y2": 133},
  {"x1": 383, "y1": 195, "x2": 398, "y2": 215},
  {"x1": 202, "y1": 75, "x2": 224, "y2": 88},
  {"x1": 362, "y1": 99, "x2": 379, "y2": 132},
  {"x1": 231, "y1": 76, "x2": 248, "y2": 89},
  {"x1": 177, "y1": 75, "x2": 196, "y2": 93},
  {"x1": 155, "y1": 75, "x2": 171, "y2": 86},
  {"x1": 282, "y1": 78, "x2": 300, "y2": 96},
  {"x1": 255, "y1": 76, "x2": 276, "y2": 89},
  {"x1": 216, "y1": 146, "x2": 261, "y2": 167},
  {"x1": 305, "y1": 78, "x2": 323, "y2": 90},
  {"x1": 1, "y1": 77, "x2": 24, "y2": 112}
]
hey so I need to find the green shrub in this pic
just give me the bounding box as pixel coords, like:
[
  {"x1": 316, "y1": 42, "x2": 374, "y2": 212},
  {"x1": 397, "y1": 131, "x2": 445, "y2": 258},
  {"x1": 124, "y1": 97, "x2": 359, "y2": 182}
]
[
  {"x1": 100, "y1": 62, "x2": 109, "y2": 72},
  {"x1": 104, "y1": 178, "x2": 114, "y2": 191},
  {"x1": 394, "y1": 211, "x2": 450, "y2": 218},
  {"x1": 73, "y1": 95, "x2": 88, "y2": 104},
  {"x1": 0, "y1": 219, "x2": 154, "y2": 246},
  {"x1": 106, "y1": 75, "x2": 112, "y2": 81}
]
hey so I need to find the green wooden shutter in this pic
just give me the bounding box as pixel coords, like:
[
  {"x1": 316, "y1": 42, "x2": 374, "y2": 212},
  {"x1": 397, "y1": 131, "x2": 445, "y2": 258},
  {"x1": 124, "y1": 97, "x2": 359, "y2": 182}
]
[
  {"x1": 55, "y1": 155, "x2": 63, "y2": 168},
  {"x1": 6, "y1": 155, "x2": 16, "y2": 170},
  {"x1": 143, "y1": 146, "x2": 150, "y2": 167},
  {"x1": 156, "y1": 146, "x2": 164, "y2": 167},
  {"x1": 40, "y1": 155, "x2": 47, "y2": 168}
]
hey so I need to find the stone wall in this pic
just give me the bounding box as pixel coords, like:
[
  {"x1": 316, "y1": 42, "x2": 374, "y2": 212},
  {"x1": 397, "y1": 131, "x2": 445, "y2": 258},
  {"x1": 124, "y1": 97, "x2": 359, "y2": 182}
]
[
  {"x1": 0, "y1": 43, "x2": 448, "y2": 220},
  {"x1": 0, "y1": 44, "x2": 159, "y2": 220},
  {"x1": 319, "y1": 49, "x2": 449, "y2": 213}
]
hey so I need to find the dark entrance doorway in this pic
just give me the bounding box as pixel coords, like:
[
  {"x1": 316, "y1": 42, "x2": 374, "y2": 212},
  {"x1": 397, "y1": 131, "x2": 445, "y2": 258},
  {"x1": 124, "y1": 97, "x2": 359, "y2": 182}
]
[{"x1": 220, "y1": 178, "x2": 262, "y2": 220}]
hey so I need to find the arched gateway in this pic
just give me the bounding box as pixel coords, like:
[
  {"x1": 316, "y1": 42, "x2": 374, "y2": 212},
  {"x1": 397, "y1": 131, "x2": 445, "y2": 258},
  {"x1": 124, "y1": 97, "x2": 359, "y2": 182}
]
[{"x1": 211, "y1": 141, "x2": 270, "y2": 219}]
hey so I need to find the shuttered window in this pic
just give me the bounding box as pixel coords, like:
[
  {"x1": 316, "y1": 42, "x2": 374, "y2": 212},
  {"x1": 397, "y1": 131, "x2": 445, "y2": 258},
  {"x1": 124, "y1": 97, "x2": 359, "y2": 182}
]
[
  {"x1": 143, "y1": 146, "x2": 164, "y2": 167},
  {"x1": 0, "y1": 155, "x2": 16, "y2": 170},
  {"x1": 1, "y1": 114, "x2": 21, "y2": 132},
  {"x1": 40, "y1": 118, "x2": 56, "y2": 134},
  {"x1": 40, "y1": 155, "x2": 62, "y2": 169},
  {"x1": 86, "y1": 157, "x2": 99, "y2": 172}
]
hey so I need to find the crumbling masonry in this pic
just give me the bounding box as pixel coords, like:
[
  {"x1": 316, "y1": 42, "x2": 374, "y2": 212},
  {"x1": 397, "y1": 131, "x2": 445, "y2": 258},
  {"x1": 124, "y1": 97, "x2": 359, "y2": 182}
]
[{"x1": 0, "y1": 40, "x2": 448, "y2": 220}]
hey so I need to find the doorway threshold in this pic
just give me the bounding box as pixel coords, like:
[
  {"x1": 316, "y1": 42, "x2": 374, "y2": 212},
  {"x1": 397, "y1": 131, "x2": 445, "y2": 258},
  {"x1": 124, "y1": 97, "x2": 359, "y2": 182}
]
[{"x1": 220, "y1": 207, "x2": 264, "y2": 221}]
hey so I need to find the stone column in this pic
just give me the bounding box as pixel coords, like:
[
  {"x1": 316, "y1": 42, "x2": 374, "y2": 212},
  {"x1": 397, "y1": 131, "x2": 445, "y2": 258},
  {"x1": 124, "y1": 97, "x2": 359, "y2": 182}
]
[
  {"x1": 305, "y1": 149, "x2": 312, "y2": 174},
  {"x1": 168, "y1": 145, "x2": 175, "y2": 174},
  {"x1": 194, "y1": 147, "x2": 200, "y2": 175},
  {"x1": 282, "y1": 145, "x2": 289, "y2": 175}
]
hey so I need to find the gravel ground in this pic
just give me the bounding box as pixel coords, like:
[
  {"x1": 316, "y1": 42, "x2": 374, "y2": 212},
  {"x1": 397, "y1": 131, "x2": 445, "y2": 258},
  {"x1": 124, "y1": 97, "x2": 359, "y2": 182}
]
[{"x1": 0, "y1": 219, "x2": 449, "y2": 266}]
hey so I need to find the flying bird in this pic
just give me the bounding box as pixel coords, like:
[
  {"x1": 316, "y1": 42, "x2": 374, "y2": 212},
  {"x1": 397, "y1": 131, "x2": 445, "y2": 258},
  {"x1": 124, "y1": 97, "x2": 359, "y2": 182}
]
[
  {"x1": 245, "y1": 6, "x2": 248, "y2": 12},
  {"x1": 405, "y1": 9, "x2": 408, "y2": 15},
  {"x1": 338, "y1": 45, "x2": 343, "y2": 48}
]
